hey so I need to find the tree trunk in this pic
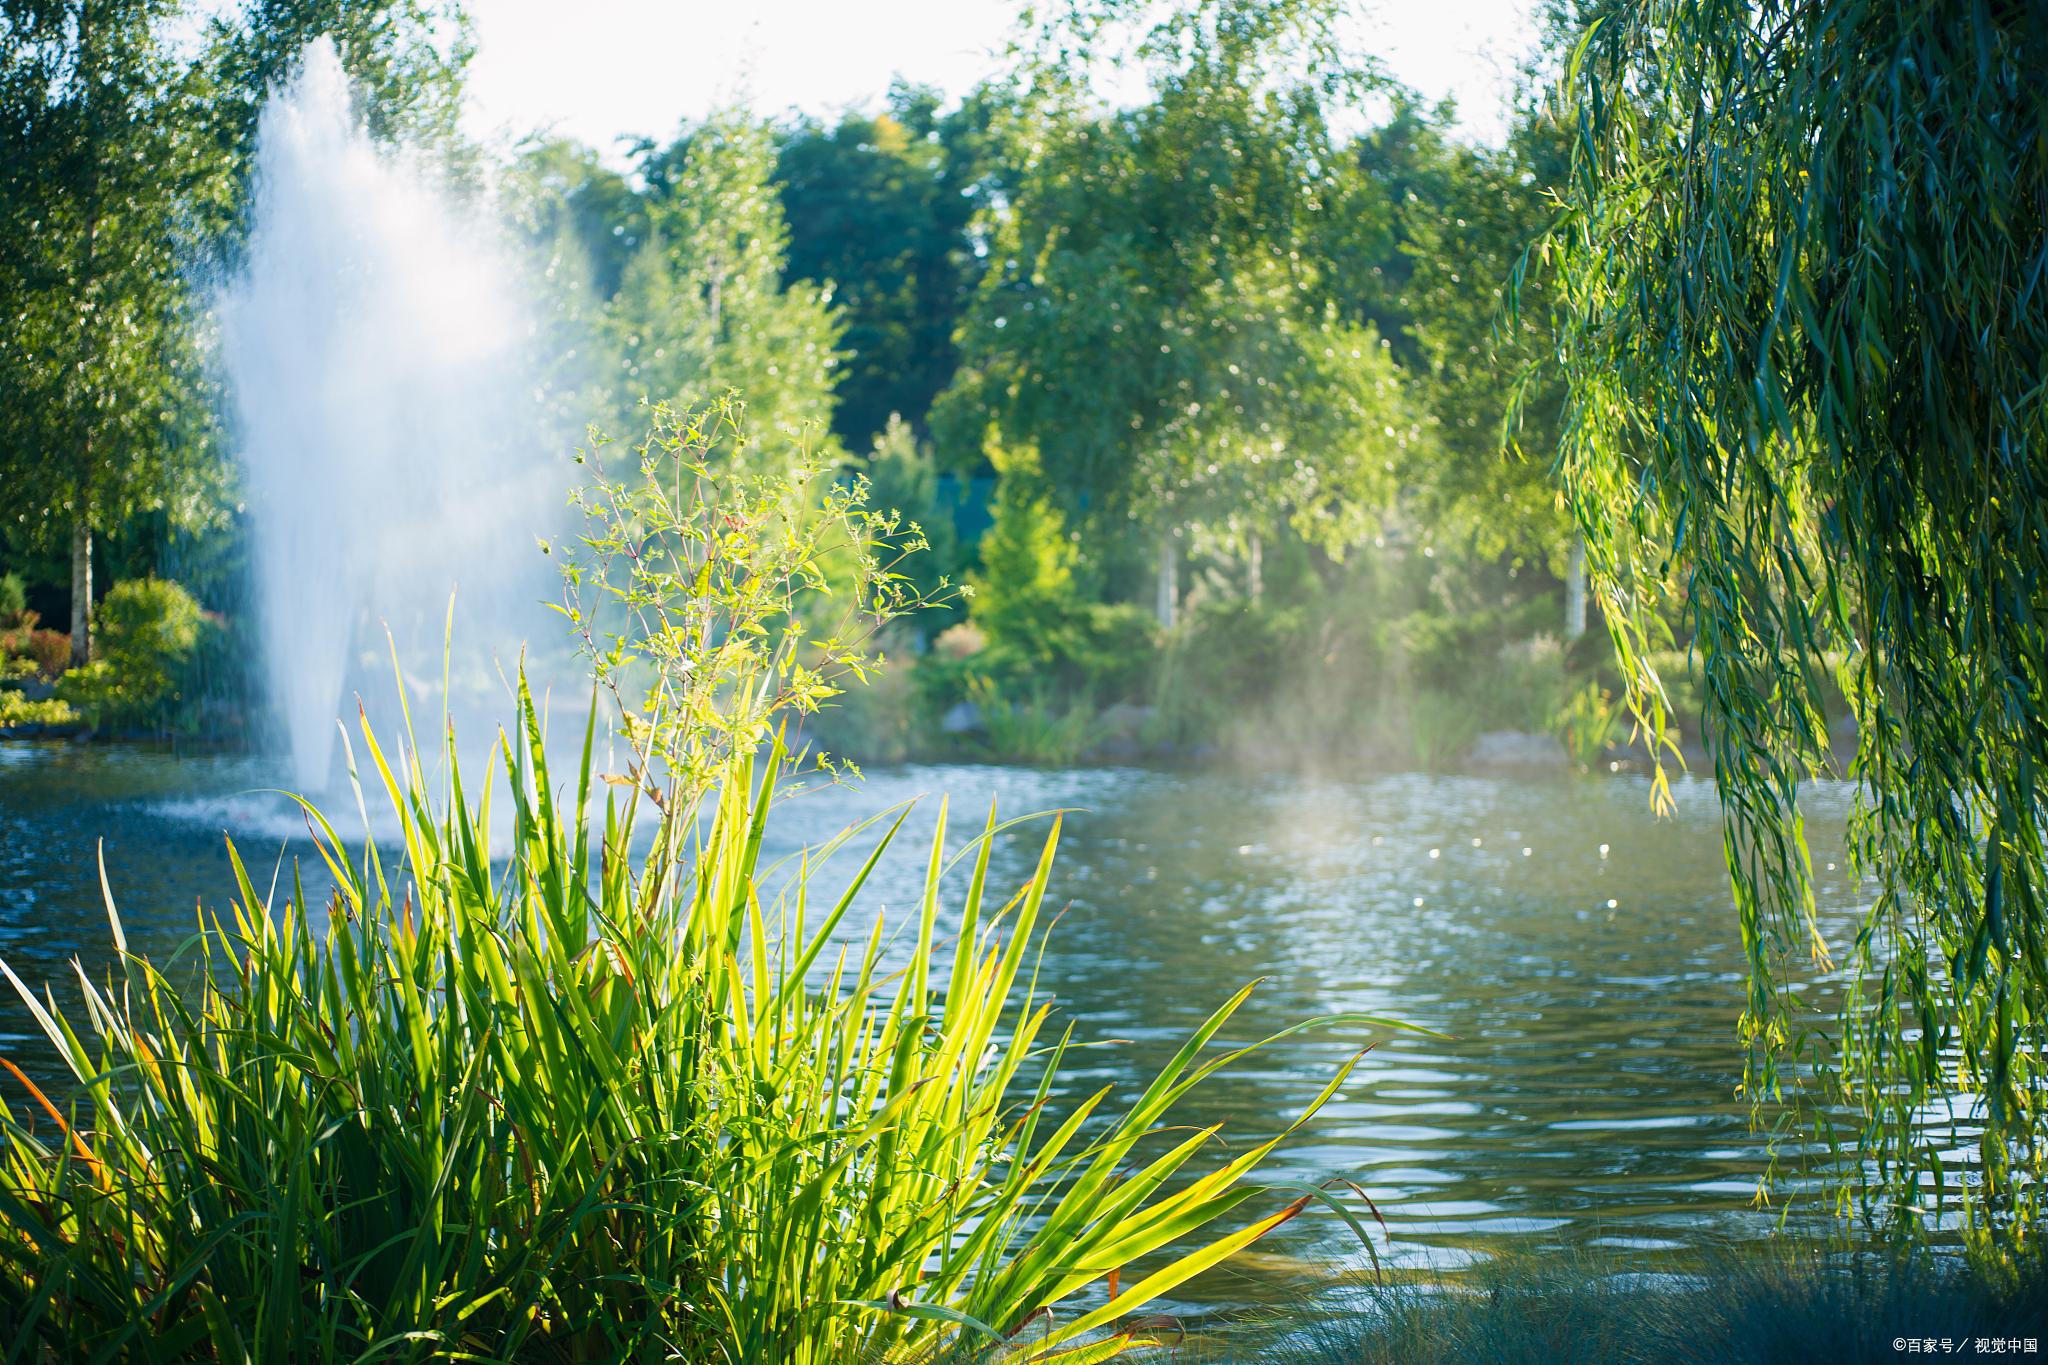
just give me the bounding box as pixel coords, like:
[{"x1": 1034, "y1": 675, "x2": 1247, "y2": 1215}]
[
  {"x1": 70, "y1": 518, "x2": 93, "y2": 667},
  {"x1": 1155, "y1": 530, "x2": 1179, "y2": 631},
  {"x1": 67, "y1": 3, "x2": 101, "y2": 675},
  {"x1": 1565, "y1": 534, "x2": 1587, "y2": 641},
  {"x1": 1247, "y1": 533, "x2": 1263, "y2": 605}
]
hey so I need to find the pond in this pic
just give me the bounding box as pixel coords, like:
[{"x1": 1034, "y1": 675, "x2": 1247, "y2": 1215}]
[{"x1": 0, "y1": 739, "x2": 1867, "y2": 1312}]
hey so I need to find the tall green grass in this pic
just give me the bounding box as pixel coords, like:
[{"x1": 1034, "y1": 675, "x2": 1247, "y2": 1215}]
[
  {"x1": 969, "y1": 678, "x2": 1104, "y2": 767},
  {"x1": 0, "y1": 688, "x2": 1387, "y2": 1362},
  {"x1": 0, "y1": 406, "x2": 1396, "y2": 1361}
]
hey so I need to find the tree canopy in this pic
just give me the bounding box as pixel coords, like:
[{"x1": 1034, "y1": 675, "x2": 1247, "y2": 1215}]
[
  {"x1": 941, "y1": 0, "x2": 1421, "y2": 618},
  {"x1": 0, "y1": 0, "x2": 466, "y2": 660},
  {"x1": 611, "y1": 114, "x2": 844, "y2": 469},
  {"x1": 775, "y1": 83, "x2": 999, "y2": 453}
]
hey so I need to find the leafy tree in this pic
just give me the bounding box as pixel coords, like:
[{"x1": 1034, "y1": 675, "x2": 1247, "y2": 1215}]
[
  {"x1": 776, "y1": 83, "x2": 1000, "y2": 452},
  {"x1": 509, "y1": 137, "x2": 643, "y2": 304},
  {"x1": 504, "y1": 136, "x2": 643, "y2": 436},
  {"x1": 0, "y1": 0, "x2": 467, "y2": 664},
  {"x1": 1329, "y1": 96, "x2": 1452, "y2": 367},
  {"x1": 968, "y1": 440, "x2": 1078, "y2": 663},
  {"x1": 1402, "y1": 104, "x2": 1580, "y2": 630},
  {"x1": 0, "y1": 0, "x2": 230, "y2": 664},
  {"x1": 943, "y1": 0, "x2": 1417, "y2": 626},
  {"x1": 612, "y1": 114, "x2": 844, "y2": 468},
  {"x1": 1548, "y1": 0, "x2": 2048, "y2": 1241},
  {"x1": 205, "y1": 0, "x2": 470, "y2": 160},
  {"x1": 966, "y1": 437, "x2": 1156, "y2": 699},
  {"x1": 53, "y1": 574, "x2": 211, "y2": 730}
]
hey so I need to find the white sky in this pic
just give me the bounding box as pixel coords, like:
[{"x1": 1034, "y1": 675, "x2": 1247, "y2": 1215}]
[{"x1": 461, "y1": 0, "x2": 1542, "y2": 161}]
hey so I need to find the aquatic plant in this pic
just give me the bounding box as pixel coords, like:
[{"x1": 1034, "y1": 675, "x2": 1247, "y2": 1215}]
[
  {"x1": 1553, "y1": 680, "x2": 1620, "y2": 773},
  {"x1": 970, "y1": 678, "x2": 1105, "y2": 767},
  {"x1": 0, "y1": 403, "x2": 1390, "y2": 1361}
]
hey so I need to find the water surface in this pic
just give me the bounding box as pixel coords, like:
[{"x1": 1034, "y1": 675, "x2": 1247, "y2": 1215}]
[{"x1": 0, "y1": 740, "x2": 1868, "y2": 1309}]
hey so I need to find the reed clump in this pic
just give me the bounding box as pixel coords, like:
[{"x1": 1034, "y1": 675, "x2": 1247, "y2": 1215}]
[{"x1": 0, "y1": 401, "x2": 1392, "y2": 1362}]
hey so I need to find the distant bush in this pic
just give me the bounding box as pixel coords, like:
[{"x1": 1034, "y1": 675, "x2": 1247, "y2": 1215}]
[
  {"x1": 98, "y1": 576, "x2": 203, "y2": 661},
  {"x1": 54, "y1": 577, "x2": 213, "y2": 731},
  {"x1": 969, "y1": 676, "x2": 1104, "y2": 765},
  {"x1": 1464, "y1": 635, "x2": 1571, "y2": 734},
  {"x1": 0, "y1": 573, "x2": 23, "y2": 628},
  {"x1": 962, "y1": 450, "x2": 1159, "y2": 706},
  {"x1": 1389, "y1": 593, "x2": 1556, "y2": 693},
  {"x1": 1156, "y1": 598, "x2": 1316, "y2": 742},
  {"x1": 0, "y1": 693, "x2": 79, "y2": 729},
  {"x1": 0, "y1": 615, "x2": 69, "y2": 679}
]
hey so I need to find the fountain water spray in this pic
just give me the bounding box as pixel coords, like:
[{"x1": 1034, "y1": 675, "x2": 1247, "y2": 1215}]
[{"x1": 219, "y1": 41, "x2": 563, "y2": 791}]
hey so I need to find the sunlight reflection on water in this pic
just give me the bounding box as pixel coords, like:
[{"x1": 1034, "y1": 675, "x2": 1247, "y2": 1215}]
[{"x1": 0, "y1": 741, "x2": 1880, "y2": 1311}]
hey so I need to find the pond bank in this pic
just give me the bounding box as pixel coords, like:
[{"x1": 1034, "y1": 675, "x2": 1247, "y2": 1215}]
[{"x1": 1157, "y1": 1248, "x2": 2048, "y2": 1364}]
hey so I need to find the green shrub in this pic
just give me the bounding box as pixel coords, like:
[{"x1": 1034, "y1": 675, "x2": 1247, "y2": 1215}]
[
  {"x1": 965, "y1": 454, "x2": 1158, "y2": 704},
  {"x1": 96, "y1": 576, "x2": 203, "y2": 662},
  {"x1": 0, "y1": 617, "x2": 69, "y2": 679},
  {"x1": 53, "y1": 577, "x2": 211, "y2": 731},
  {"x1": 970, "y1": 676, "x2": 1105, "y2": 764},
  {"x1": 0, "y1": 693, "x2": 78, "y2": 729},
  {"x1": 1055, "y1": 599, "x2": 1158, "y2": 696},
  {"x1": 1555, "y1": 679, "x2": 1623, "y2": 771},
  {"x1": 1455, "y1": 636, "x2": 1572, "y2": 734},
  {"x1": 969, "y1": 453, "x2": 1076, "y2": 649},
  {"x1": 0, "y1": 573, "x2": 23, "y2": 628},
  {"x1": 1388, "y1": 595, "x2": 1556, "y2": 693},
  {"x1": 1156, "y1": 599, "x2": 1312, "y2": 742},
  {"x1": 50, "y1": 661, "x2": 129, "y2": 723}
]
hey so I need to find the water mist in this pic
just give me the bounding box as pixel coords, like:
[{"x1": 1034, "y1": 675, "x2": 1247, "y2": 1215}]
[{"x1": 219, "y1": 41, "x2": 564, "y2": 792}]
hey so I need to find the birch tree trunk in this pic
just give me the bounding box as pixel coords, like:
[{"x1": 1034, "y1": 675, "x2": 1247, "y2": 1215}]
[
  {"x1": 1247, "y1": 533, "x2": 1263, "y2": 605},
  {"x1": 70, "y1": 518, "x2": 93, "y2": 667},
  {"x1": 1155, "y1": 531, "x2": 1179, "y2": 630}
]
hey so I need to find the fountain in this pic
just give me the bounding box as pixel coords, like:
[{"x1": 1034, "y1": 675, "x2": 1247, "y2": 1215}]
[{"x1": 218, "y1": 40, "x2": 564, "y2": 792}]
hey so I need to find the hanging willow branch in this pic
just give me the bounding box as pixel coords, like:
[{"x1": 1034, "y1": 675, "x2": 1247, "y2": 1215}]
[{"x1": 1538, "y1": 0, "x2": 2048, "y2": 1244}]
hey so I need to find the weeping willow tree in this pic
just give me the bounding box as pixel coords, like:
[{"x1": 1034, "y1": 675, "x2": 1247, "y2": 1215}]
[{"x1": 1540, "y1": 0, "x2": 2048, "y2": 1244}]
